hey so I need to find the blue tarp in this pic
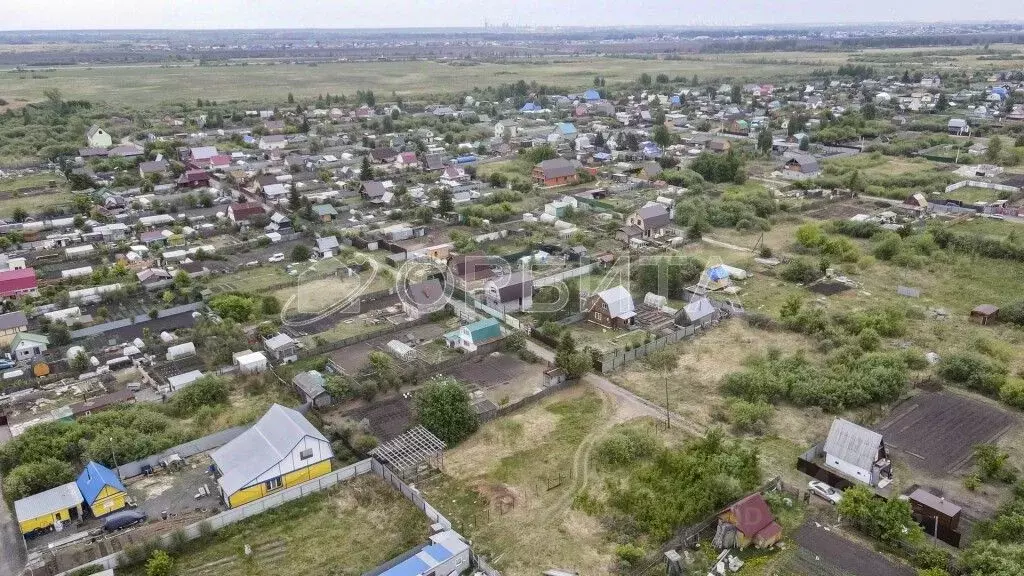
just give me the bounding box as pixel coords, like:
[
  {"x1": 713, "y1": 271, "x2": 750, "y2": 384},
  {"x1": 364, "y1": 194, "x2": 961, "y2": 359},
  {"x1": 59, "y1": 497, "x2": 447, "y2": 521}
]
[
  {"x1": 584, "y1": 89, "x2": 601, "y2": 101},
  {"x1": 708, "y1": 266, "x2": 730, "y2": 281}
]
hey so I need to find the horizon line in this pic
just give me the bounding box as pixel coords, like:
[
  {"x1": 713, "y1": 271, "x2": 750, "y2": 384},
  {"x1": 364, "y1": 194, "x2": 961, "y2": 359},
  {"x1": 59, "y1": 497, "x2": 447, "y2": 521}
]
[{"x1": 2, "y1": 19, "x2": 1024, "y2": 34}]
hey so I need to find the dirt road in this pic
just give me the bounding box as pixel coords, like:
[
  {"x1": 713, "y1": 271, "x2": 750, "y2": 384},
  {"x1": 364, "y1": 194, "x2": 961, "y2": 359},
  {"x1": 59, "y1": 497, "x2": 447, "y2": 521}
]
[{"x1": 0, "y1": 480, "x2": 26, "y2": 576}]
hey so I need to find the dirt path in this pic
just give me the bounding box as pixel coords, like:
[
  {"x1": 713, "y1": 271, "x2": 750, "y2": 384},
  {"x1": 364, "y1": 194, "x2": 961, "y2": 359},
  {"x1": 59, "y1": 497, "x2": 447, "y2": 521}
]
[{"x1": 545, "y1": 387, "x2": 616, "y2": 524}]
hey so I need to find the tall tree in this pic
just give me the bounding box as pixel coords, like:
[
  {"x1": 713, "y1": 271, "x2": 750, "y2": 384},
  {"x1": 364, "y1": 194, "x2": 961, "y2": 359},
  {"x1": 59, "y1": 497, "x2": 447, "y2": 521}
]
[
  {"x1": 756, "y1": 127, "x2": 773, "y2": 156},
  {"x1": 415, "y1": 377, "x2": 478, "y2": 445}
]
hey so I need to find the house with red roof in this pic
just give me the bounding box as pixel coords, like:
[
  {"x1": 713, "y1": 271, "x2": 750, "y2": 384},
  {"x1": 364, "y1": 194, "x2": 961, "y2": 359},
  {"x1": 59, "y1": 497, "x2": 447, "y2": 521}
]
[
  {"x1": 0, "y1": 268, "x2": 38, "y2": 298},
  {"x1": 716, "y1": 493, "x2": 783, "y2": 549},
  {"x1": 177, "y1": 169, "x2": 211, "y2": 188},
  {"x1": 228, "y1": 203, "x2": 266, "y2": 224},
  {"x1": 394, "y1": 152, "x2": 420, "y2": 170}
]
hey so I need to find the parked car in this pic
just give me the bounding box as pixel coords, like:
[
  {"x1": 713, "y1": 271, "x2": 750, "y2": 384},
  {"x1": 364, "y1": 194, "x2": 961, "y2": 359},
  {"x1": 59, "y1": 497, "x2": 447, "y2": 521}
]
[
  {"x1": 808, "y1": 480, "x2": 843, "y2": 505},
  {"x1": 0, "y1": 359, "x2": 15, "y2": 370},
  {"x1": 267, "y1": 253, "x2": 285, "y2": 263},
  {"x1": 103, "y1": 510, "x2": 147, "y2": 532}
]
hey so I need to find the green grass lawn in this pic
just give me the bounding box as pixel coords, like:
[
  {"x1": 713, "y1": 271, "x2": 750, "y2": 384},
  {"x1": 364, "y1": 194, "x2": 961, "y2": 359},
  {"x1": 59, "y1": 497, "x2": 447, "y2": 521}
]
[
  {"x1": 121, "y1": 475, "x2": 429, "y2": 576},
  {"x1": 0, "y1": 189, "x2": 73, "y2": 219},
  {"x1": 0, "y1": 172, "x2": 62, "y2": 192},
  {"x1": 944, "y1": 186, "x2": 1004, "y2": 204}
]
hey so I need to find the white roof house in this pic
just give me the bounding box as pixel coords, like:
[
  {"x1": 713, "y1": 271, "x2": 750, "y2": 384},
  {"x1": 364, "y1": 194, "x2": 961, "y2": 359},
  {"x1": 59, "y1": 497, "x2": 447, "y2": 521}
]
[
  {"x1": 823, "y1": 418, "x2": 891, "y2": 487},
  {"x1": 14, "y1": 481, "x2": 84, "y2": 526},
  {"x1": 211, "y1": 404, "x2": 333, "y2": 506},
  {"x1": 597, "y1": 285, "x2": 636, "y2": 320}
]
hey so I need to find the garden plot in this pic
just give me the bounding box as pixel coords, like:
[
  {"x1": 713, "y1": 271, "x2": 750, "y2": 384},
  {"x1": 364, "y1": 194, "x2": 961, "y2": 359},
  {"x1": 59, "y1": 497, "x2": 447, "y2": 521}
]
[{"x1": 876, "y1": 391, "x2": 1016, "y2": 475}]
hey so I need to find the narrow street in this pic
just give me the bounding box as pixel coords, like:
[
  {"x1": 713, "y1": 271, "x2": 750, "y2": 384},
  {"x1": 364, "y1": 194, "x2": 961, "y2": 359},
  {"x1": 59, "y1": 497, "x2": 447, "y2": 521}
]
[{"x1": 0, "y1": 480, "x2": 27, "y2": 576}]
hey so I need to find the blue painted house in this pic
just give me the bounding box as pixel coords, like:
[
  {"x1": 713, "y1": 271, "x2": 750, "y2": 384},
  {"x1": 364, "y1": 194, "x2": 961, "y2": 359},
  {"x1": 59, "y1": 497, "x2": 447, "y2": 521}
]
[{"x1": 369, "y1": 530, "x2": 470, "y2": 576}]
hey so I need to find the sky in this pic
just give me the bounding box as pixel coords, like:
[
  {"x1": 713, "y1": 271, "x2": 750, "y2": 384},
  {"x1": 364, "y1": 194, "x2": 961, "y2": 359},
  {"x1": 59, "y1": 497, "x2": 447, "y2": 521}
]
[{"x1": 0, "y1": 0, "x2": 1022, "y2": 30}]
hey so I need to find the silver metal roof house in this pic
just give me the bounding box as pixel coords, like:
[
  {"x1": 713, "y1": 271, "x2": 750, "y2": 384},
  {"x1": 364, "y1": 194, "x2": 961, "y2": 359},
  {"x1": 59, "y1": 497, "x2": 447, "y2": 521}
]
[
  {"x1": 370, "y1": 425, "x2": 446, "y2": 482},
  {"x1": 596, "y1": 285, "x2": 636, "y2": 320},
  {"x1": 823, "y1": 418, "x2": 891, "y2": 487},
  {"x1": 14, "y1": 481, "x2": 83, "y2": 524},
  {"x1": 211, "y1": 404, "x2": 332, "y2": 498}
]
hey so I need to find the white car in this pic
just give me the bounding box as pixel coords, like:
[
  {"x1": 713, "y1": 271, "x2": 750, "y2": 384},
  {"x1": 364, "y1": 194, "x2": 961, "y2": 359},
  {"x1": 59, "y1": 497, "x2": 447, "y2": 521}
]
[
  {"x1": 808, "y1": 480, "x2": 843, "y2": 505},
  {"x1": 267, "y1": 253, "x2": 285, "y2": 263}
]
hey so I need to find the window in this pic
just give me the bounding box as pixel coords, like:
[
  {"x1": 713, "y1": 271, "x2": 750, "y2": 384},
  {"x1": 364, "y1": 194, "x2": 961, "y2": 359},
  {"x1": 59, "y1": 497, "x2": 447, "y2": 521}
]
[
  {"x1": 299, "y1": 448, "x2": 314, "y2": 460},
  {"x1": 265, "y1": 476, "x2": 283, "y2": 491}
]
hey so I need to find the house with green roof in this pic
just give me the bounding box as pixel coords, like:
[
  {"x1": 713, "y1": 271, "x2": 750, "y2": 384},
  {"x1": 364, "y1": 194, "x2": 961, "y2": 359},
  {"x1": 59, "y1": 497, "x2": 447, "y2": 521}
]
[
  {"x1": 312, "y1": 203, "x2": 339, "y2": 222},
  {"x1": 11, "y1": 332, "x2": 48, "y2": 362},
  {"x1": 444, "y1": 318, "x2": 502, "y2": 352}
]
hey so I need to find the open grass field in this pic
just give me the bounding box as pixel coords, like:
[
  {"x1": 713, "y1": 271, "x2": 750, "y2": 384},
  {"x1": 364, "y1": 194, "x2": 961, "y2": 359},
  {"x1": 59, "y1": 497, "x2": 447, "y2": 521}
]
[
  {"x1": 120, "y1": 475, "x2": 430, "y2": 576},
  {"x1": 944, "y1": 185, "x2": 1004, "y2": 204},
  {"x1": 0, "y1": 55, "x2": 836, "y2": 108},
  {"x1": 0, "y1": 188, "x2": 72, "y2": 218}
]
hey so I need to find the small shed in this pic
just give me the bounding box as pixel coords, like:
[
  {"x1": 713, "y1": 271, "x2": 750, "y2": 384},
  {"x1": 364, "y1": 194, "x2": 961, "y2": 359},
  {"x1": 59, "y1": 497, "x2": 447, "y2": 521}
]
[
  {"x1": 168, "y1": 370, "x2": 204, "y2": 391},
  {"x1": 909, "y1": 488, "x2": 962, "y2": 532},
  {"x1": 715, "y1": 493, "x2": 783, "y2": 550},
  {"x1": 14, "y1": 481, "x2": 84, "y2": 535},
  {"x1": 293, "y1": 370, "x2": 331, "y2": 408},
  {"x1": 969, "y1": 304, "x2": 999, "y2": 325},
  {"x1": 233, "y1": 350, "x2": 268, "y2": 374},
  {"x1": 387, "y1": 339, "x2": 417, "y2": 361}
]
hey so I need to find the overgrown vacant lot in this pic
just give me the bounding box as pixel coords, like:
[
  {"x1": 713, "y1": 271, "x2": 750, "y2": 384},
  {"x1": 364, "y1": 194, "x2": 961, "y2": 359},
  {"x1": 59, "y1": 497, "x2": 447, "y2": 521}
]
[
  {"x1": 122, "y1": 476, "x2": 429, "y2": 576},
  {"x1": 422, "y1": 387, "x2": 669, "y2": 576}
]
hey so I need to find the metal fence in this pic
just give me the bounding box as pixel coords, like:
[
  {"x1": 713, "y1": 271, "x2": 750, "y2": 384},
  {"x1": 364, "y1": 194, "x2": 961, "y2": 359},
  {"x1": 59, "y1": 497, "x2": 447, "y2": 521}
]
[
  {"x1": 70, "y1": 302, "x2": 203, "y2": 339},
  {"x1": 371, "y1": 459, "x2": 452, "y2": 530},
  {"x1": 116, "y1": 426, "x2": 248, "y2": 479},
  {"x1": 54, "y1": 459, "x2": 374, "y2": 575},
  {"x1": 297, "y1": 313, "x2": 437, "y2": 359},
  {"x1": 597, "y1": 322, "x2": 713, "y2": 373}
]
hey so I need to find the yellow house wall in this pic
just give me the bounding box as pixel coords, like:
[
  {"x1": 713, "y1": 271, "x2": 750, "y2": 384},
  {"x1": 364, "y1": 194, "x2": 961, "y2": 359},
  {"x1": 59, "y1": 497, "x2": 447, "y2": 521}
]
[
  {"x1": 225, "y1": 459, "x2": 332, "y2": 508},
  {"x1": 88, "y1": 485, "x2": 127, "y2": 517},
  {"x1": 19, "y1": 504, "x2": 81, "y2": 534}
]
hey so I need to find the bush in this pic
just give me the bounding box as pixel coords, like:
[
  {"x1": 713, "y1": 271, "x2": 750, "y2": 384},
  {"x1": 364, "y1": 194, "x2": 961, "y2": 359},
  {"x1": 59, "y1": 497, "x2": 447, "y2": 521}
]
[
  {"x1": 999, "y1": 301, "x2": 1024, "y2": 325},
  {"x1": 2, "y1": 457, "x2": 75, "y2": 501},
  {"x1": 168, "y1": 376, "x2": 229, "y2": 416},
  {"x1": 596, "y1": 427, "x2": 659, "y2": 467},
  {"x1": 291, "y1": 244, "x2": 311, "y2": 262},
  {"x1": 615, "y1": 543, "x2": 646, "y2": 567},
  {"x1": 1000, "y1": 379, "x2": 1024, "y2": 409},
  {"x1": 780, "y1": 258, "x2": 821, "y2": 284},
  {"x1": 415, "y1": 376, "x2": 478, "y2": 445},
  {"x1": 728, "y1": 399, "x2": 773, "y2": 434},
  {"x1": 937, "y1": 353, "x2": 1009, "y2": 396}
]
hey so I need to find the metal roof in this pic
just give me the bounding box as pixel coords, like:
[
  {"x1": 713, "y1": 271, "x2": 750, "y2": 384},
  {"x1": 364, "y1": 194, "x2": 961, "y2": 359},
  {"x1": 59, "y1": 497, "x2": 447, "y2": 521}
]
[
  {"x1": 211, "y1": 404, "x2": 330, "y2": 496},
  {"x1": 823, "y1": 418, "x2": 883, "y2": 472},
  {"x1": 76, "y1": 461, "x2": 125, "y2": 505},
  {"x1": 0, "y1": 311, "x2": 27, "y2": 331},
  {"x1": 14, "y1": 481, "x2": 83, "y2": 522},
  {"x1": 596, "y1": 285, "x2": 635, "y2": 319}
]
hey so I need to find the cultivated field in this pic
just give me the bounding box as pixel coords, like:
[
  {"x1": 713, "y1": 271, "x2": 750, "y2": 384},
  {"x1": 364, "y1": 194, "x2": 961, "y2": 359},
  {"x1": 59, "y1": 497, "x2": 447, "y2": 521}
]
[
  {"x1": 445, "y1": 351, "x2": 548, "y2": 406},
  {"x1": 877, "y1": 391, "x2": 1017, "y2": 475}
]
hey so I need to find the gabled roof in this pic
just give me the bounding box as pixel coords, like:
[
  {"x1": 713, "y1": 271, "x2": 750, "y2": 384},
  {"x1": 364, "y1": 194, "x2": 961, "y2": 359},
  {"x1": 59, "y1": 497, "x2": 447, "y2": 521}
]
[
  {"x1": 211, "y1": 404, "x2": 331, "y2": 495},
  {"x1": 489, "y1": 271, "x2": 533, "y2": 302},
  {"x1": 783, "y1": 153, "x2": 820, "y2": 173},
  {"x1": 0, "y1": 311, "x2": 27, "y2": 331},
  {"x1": 190, "y1": 146, "x2": 218, "y2": 160},
  {"x1": 683, "y1": 297, "x2": 715, "y2": 323},
  {"x1": 316, "y1": 236, "x2": 340, "y2": 251},
  {"x1": 635, "y1": 202, "x2": 670, "y2": 229},
  {"x1": 536, "y1": 158, "x2": 577, "y2": 179},
  {"x1": 264, "y1": 333, "x2": 296, "y2": 351},
  {"x1": 596, "y1": 285, "x2": 635, "y2": 319},
  {"x1": 312, "y1": 204, "x2": 338, "y2": 216},
  {"x1": 722, "y1": 493, "x2": 781, "y2": 540},
  {"x1": 362, "y1": 181, "x2": 387, "y2": 198},
  {"x1": 76, "y1": 461, "x2": 125, "y2": 505},
  {"x1": 12, "y1": 332, "x2": 48, "y2": 348},
  {"x1": 14, "y1": 481, "x2": 84, "y2": 522},
  {"x1": 293, "y1": 371, "x2": 327, "y2": 399},
  {"x1": 823, "y1": 418, "x2": 883, "y2": 471}
]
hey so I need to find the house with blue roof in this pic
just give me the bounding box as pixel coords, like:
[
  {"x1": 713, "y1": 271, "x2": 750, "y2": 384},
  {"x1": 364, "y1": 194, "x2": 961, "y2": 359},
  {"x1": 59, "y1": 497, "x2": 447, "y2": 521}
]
[
  {"x1": 76, "y1": 461, "x2": 127, "y2": 517},
  {"x1": 368, "y1": 530, "x2": 470, "y2": 576},
  {"x1": 584, "y1": 89, "x2": 601, "y2": 101},
  {"x1": 555, "y1": 122, "x2": 577, "y2": 137},
  {"x1": 520, "y1": 102, "x2": 542, "y2": 113},
  {"x1": 444, "y1": 317, "x2": 502, "y2": 352},
  {"x1": 641, "y1": 141, "x2": 663, "y2": 159}
]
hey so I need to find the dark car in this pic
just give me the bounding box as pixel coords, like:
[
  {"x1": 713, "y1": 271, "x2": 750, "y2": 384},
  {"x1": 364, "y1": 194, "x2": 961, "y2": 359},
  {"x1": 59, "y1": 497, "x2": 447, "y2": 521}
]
[{"x1": 102, "y1": 510, "x2": 147, "y2": 532}]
